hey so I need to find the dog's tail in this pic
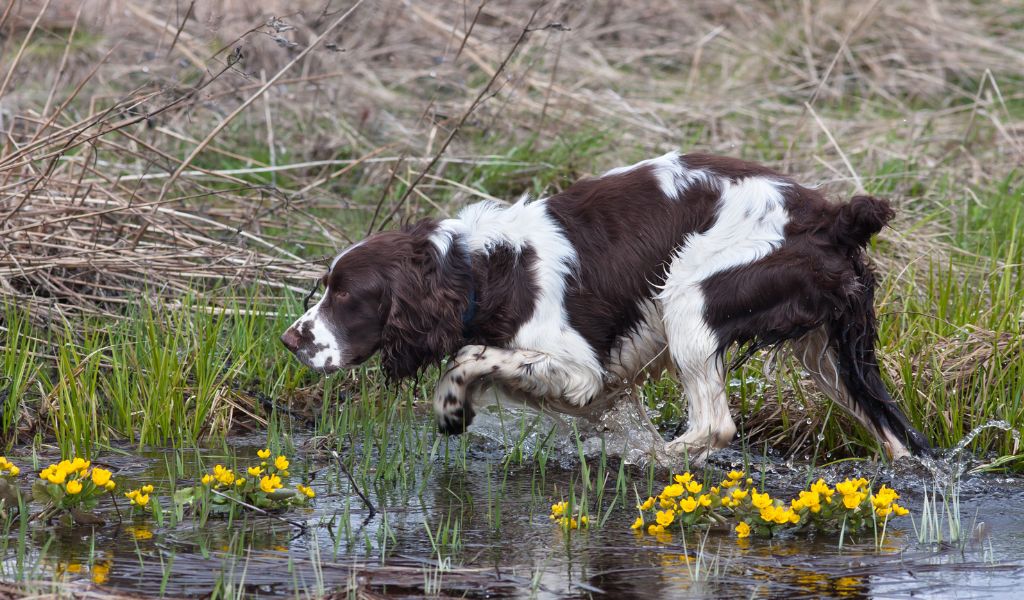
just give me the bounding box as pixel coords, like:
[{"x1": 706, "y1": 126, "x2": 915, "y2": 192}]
[{"x1": 826, "y1": 195, "x2": 932, "y2": 457}]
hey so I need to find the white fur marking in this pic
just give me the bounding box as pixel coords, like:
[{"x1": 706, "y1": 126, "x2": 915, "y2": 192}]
[
  {"x1": 329, "y1": 240, "x2": 364, "y2": 273},
  {"x1": 602, "y1": 151, "x2": 710, "y2": 200},
  {"x1": 658, "y1": 175, "x2": 790, "y2": 454},
  {"x1": 287, "y1": 295, "x2": 346, "y2": 371},
  {"x1": 453, "y1": 198, "x2": 603, "y2": 405}
]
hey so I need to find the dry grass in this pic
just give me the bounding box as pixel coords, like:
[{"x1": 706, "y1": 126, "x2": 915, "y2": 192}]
[{"x1": 0, "y1": 0, "x2": 1021, "y2": 454}]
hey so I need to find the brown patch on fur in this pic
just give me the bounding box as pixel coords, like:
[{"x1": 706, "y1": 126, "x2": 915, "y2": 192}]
[{"x1": 545, "y1": 162, "x2": 718, "y2": 361}]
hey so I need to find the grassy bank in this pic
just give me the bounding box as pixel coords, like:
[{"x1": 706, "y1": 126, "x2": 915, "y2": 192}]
[{"x1": 0, "y1": 1, "x2": 1021, "y2": 466}]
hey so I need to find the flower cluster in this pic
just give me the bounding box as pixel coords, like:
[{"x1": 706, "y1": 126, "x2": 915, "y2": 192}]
[
  {"x1": 192, "y1": 449, "x2": 312, "y2": 512},
  {"x1": 632, "y1": 471, "x2": 723, "y2": 536},
  {"x1": 33, "y1": 458, "x2": 118, "y2": 521},
  {"x1": 201, "y1": 464, "x2": 244, "y2": 489},
  {"x1": 549, "y1": 501, "x2": 589, "y2": 530},
  {"x1": 38, "y1": 459, "x2": 116, "y2": 497},
  {"x1": 0, "y1": 456, "x2": 21, "y2": 477},
  {"x1": 630, "y1": 471, "x2": 911, "y2": 540},
  {"x1": 124, "y1": 484, "x2": 155, "y2": 509}
]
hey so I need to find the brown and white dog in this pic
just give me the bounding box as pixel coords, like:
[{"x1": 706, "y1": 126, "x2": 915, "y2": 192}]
[{"x1": 281, "y1": 152, "x2": 931, "y2": 462}]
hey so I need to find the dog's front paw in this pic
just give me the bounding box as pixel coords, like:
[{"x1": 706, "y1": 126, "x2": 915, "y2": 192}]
[{"x1": 433, "y1": 371, "x2": 476, "y2": 435}]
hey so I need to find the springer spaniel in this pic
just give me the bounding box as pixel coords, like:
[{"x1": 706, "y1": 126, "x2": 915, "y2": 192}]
[{"x1": 281, "y1": 152, "x2": 931, "y2": 463}]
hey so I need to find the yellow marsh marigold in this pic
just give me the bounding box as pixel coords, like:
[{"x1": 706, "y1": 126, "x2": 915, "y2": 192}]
[
  {"x1": 674, "y1": 472, "x2": 693, "y2": 485},
  {"x1": 678, "y1": 497, "x2": 698, "y2": 513},
  {"x1": 727, "y1": 470, "x2": 744, "y2": 481},
  {"x1": 661, "y1": 483, "x2": 684, "y2": 498},
  {"x1": 90, "y1": 468, "x2": 112, "y2": 487},
  {"x1": 257, "y1": 448, "x2": 271, "y2": 459},
  {"x1": 698, "y1": 494, "x2": 712, "y2": 507},
  {"x1": 656, "y1": 509, "x2": 675, "y2": 527},
  {"x1": 751, "y1": 490, "x2": 773, "y2": 509},
  {"x1": 275, "y1": 456, "x2": 290, "y2": 471},
  {"x1": 842, "y1": 492, "x2": 866, "y2": 510},
  {"x1": 66, "y1": 479, "x2": 83, "y2": 495},
  {"x1": 248, "y1": 466, "x2": 263, "y2": 477},
  {"x1": 631, "y1": 516, "x2": 644, "y2": 530},
  {"x1": 201, "y1": 474, "x2": 214, "y2": 486},
  {"x1": 259, "y1": 474, "x2": 283, "y2": 493},
  {"x1": 550, "y1": 501, "x2": 568, "y2": 518},
  {"x1": 685, "y1": 481, "x2": 703, "y2": 495},
  {"x1": 297, "y1": 484, "x2": 315, "y2": 499},
  {"x1": 735, "y1": 521, "x2": 751, "y2": 538},
  {"x1": 638, "y1": 497, "x2": 655, "y2": 511},
  {"x1": 104, "y1": 481, "x2": 116, "y2": 491}
]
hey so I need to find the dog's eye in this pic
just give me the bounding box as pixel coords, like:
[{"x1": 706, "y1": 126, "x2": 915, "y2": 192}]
[{"x1": 336, "y1": 290, "x2": 350, "y2": 300}]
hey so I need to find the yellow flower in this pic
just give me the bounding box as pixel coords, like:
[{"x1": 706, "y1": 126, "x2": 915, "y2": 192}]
[
  {"x1": 732, "y1": 488, "x2": 749, "y2": 501},
  {"x1": 551, "y1": 501, "x2": 567, "y2": 517},
  {"x1": 685, "y1": 481, "x2": 703, "y2": 495},
  {"x1": 697, "y1": 494, "x2": 712, "y2": 507},
  {"x1": 275, "y1": 456, "x2": 290, "y2": 471},
  {"x1": 66, "y1": 479, "x2": 83, "y2": 495},
  {"x1": 580, "y1": 515, "x2": 589, "y2": 527},
  {"x1": 104, "y1": 481, "x2": 116, "y2": 491},
  {"x1": 91, "y1": 561, "x2": 110, "y2": 584},
  {"x1": 876, "y1": 506, "x2": 892, "y2": 517},
  {"x1": 236, "y1": 478, "x2": 245, "y2": 486},
  {"x1": 43, "y1": 466, "x2": 67, "y2": 485},
  {"x1": 892, "y1": 503, "x2": 909, "y2": 516},
  {"x1": 133, "y1": 493, "x2": 150, "y2": 506},
  {"x1": 297, "y1": 484, "x2": 316, "y2": 498},
  {"x1": 631, "y1": 516, "x2": 644, "y2": 530},
  {"x1": 248, "y1": 466, "x2": 263, "y2": 477},
  {"x1": 201, "y1": 474, "x2": 214, "y2": 486},
  {"x1": 751, "y1": 490, "x2": 773, "y2": 509},
  {"x1": 735, "y1": 521, "x2": 751, "y2": 538},
  {"x1": 842, "y1": 492, "x2": 865, "y2": 510},
  {"x1": 257, "y1": 448, "x2": 271, "y2": 459},
  {"x1": 655, "y1": 509, "x2": 675, "y2": 527},
  {"x1": 678, "y1": 497, "x2": 698, "y2": 513},
  {"x1": 8, "y1": 466, "x2": 18, "y2": 476},
  {"x1": 727, "y1": 470, "x2": 744, "y2": 481},
  {"x1": 661, "y1": 483, "x2": 684, "y2": 498},
  {"x1": 91, "y1": 468, "x2": 112, "y2": 487},
  {"x1": 674, "y1": 472, "x2": 693, "y2": 485},
  {"x1": 759, "y1": 505, "x2": 777, "y2": 522},
  {"x1": 259, "y1": 474, "x2": 282, "y2": 493},
  {"x1": 639, "y1": 496, "x2": 655, "y2": 511},
  {"x1": 659, "y1": 496, "x2": 677, "y2": 510},
  {"x1": 141, "y1": 484, "x2": 154, "y2": 494}
]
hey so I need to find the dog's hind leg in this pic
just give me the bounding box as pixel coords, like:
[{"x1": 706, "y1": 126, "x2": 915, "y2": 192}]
[{"x1": 433, "y1": 345, "x2": 604, "y2": 435}]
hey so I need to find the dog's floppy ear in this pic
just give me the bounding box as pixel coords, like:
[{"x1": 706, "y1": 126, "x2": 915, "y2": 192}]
[{"x1": 379, "y1": 222, "x2": 471, "y2": 380}]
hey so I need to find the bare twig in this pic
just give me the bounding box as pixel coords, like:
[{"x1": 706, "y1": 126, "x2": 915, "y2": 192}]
[{"x1": 331, "y1": 450, "x2": 375, "y2": 519}]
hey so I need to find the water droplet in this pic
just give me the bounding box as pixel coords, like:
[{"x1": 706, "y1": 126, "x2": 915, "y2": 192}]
[
  {"x1": 817, "y1": 433, "x2": 825, "y2": 442},
  {"x1": 806, "y1": 418, "x2": 812, "y2": 425}
]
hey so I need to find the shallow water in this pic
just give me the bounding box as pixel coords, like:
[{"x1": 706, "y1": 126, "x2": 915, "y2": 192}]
[{"x1": 2, "y1": 424, "x2": 1023, "y2": 599}]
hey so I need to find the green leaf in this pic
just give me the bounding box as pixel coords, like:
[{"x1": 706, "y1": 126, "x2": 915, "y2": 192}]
[
  {"x1": 172, "y1": 487, "x2": 196, "y2": 506},
  {"x1": 31, "y1": 480, "x2": 52, "y2": 504},
  {"x1": 266, "y1": 489, "x2": 297, "y2": 501}
]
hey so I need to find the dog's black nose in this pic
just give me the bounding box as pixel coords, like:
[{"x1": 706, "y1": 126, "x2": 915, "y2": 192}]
[{"x1": 280, "y1": 328, "x2": 301, "y2": 353}]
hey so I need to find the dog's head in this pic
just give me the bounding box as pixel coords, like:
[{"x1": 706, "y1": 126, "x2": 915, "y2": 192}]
[{"x1": 280, "y1": 222, "x2": 472, "y2": 378}]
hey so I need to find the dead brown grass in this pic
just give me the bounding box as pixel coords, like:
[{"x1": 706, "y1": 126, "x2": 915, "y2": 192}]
[{"x1": 1, "y1": 0, "x2": 1020, "y2": 319}]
